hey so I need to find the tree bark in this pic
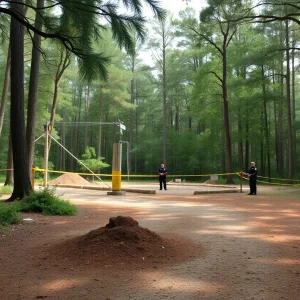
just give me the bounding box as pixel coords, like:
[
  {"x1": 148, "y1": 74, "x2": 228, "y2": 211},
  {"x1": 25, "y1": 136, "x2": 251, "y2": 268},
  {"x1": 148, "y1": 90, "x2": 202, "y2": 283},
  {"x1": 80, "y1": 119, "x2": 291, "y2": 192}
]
[
  {"x1": 98, "y1": 89, "x2": 103, "y2": 158},
  {"x1": 162, "y1": 27, "x2": 167, "y2": 166},
  {"x1": 0, "y1": 42, "x2": 11, "y2": 139},
  {"x1": 49, "y1": 50, "x2": 70, "y2": 148},
  {"x1": 4, "y1": 136, "x2": 14, "y2": 186},
  {"x1": 291, "y1": 31, "x2": 296, "y2": 172},
  {"x1": 285, "y1": 19, "x2": 293, "y2": 182},
  {"x1": 222, "y1": 37, "x2": 234, "y2": 184},
  {"x1": 261, "y1": 65, "x2": 271, "y2": 181},
  {"x1": 26, "y1": 0, "x2": 45, "y2": 173},
  {"x1": 7, "y1": 0, "x2": 33, "y2": 201}
]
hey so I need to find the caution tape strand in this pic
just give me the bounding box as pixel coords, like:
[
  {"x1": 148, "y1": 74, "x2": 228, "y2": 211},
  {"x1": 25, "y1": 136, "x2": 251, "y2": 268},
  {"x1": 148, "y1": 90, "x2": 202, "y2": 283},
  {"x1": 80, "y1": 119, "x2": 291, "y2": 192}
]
[{"x1": 1, "y1": 168, "x2": 299, "y2": 186}]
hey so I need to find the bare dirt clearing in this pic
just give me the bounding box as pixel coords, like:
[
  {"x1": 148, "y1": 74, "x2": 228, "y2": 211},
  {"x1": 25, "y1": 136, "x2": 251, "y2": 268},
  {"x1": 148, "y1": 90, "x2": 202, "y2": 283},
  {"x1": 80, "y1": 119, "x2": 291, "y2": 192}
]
[{"x1": 1, "y1": 185, "x2": 300, "y2": 299}]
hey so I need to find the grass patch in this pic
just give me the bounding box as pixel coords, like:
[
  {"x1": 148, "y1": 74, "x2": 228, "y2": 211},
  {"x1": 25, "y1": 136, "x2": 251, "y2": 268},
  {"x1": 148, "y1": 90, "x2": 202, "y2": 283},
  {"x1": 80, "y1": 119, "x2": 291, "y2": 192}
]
[
  {"x1": 0, "y1": 201, "x2": 21, "y2": 226},
  {"x1": 0, "y1": 185, "x2": 13, "y2": 197},
  {"x1": 18, "y1": 188, "x2": 78, "y2": 216}
]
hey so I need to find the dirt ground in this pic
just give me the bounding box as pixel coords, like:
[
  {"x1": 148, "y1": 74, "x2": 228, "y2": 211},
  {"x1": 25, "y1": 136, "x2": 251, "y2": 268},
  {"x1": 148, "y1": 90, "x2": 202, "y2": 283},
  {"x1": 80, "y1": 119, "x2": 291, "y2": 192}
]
[{"x1": 1, "y1": 185, "x2": 300, "y2": 300}]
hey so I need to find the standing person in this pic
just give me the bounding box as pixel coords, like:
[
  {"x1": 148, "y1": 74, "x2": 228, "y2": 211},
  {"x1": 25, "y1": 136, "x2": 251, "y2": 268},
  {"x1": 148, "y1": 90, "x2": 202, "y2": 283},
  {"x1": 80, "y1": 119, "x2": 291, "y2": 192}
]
[
  {"x1": 158, "y1": 163, "x2": 168, "y2": 190},
  {"x1": 243, "y1": 162, "x2": 258, "y2": 195}
]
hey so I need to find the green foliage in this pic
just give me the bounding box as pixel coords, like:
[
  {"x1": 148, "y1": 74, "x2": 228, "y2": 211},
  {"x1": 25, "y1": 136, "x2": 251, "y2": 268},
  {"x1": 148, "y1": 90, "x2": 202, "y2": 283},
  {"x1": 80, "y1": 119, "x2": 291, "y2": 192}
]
[
  {"x1": 0, "y1": 185, "x2": 13, "y2": 196},
  {"x1": 0, "y1": 202, "x2": 21, "y2": 226},
  {"x1": 18, "y1": 188, "x2": 78, "y2": 216},
  {"x1": 78, "y1": 147, "x2": 110, "y2": 172}
]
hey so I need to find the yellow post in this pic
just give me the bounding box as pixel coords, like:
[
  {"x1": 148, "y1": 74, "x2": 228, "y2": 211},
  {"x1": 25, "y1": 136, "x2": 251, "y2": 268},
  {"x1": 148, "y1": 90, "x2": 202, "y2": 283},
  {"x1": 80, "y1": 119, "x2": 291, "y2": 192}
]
[{"x1": 112, "y1": 142, "x2": 122, "y2": 191}]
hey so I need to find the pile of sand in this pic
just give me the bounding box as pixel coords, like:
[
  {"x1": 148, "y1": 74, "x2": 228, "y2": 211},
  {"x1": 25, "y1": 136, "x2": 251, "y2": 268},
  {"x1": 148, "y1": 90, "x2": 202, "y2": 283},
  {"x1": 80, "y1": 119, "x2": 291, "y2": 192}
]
[
  {"x1": 50, "y1": 173, "x2": 91, "y2": 186},
  {"x1": 49, "y1": 216, "x2": 202, "y2": 270},
  {"x1": 204, "y1": 179, "x2": 217, "y2": 184}
]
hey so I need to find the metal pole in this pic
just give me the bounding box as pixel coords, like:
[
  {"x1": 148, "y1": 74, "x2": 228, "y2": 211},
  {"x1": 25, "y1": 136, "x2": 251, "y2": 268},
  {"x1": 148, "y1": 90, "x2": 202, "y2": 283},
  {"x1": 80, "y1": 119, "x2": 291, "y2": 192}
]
[
  {"x1": 127, "y1": 142, "x2": 129, "y2": 181},
  {"x1": 43, "y1": 123, "x2": 49, "y2": 187},
  {"x1": 112, "y1": 142, "x2": 122, "y2": 191}
]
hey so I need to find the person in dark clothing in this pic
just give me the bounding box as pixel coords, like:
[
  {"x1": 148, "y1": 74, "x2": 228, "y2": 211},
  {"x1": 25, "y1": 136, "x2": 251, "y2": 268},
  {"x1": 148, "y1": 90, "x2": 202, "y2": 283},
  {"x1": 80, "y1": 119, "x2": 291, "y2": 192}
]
[
  {"x1": 158, "y1": 163, "x2": 168, "y2": 190},
  {"x1": 243, "y1": 162, "x2": 258, "y2": 195}
]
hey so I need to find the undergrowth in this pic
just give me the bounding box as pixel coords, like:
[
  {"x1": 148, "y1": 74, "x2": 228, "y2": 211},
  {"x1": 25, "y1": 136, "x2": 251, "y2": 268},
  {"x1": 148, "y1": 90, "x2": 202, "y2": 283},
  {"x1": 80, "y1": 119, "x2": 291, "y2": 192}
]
[
  {"x1": 0, "y1": 188, "x2": 77, "y2": 227},
  {"x1": 19, "y1": 188, "x2": 78, "y2": 216},
  {"x1": 0, "y1": 202, "x2": 21, "y2": 226}
]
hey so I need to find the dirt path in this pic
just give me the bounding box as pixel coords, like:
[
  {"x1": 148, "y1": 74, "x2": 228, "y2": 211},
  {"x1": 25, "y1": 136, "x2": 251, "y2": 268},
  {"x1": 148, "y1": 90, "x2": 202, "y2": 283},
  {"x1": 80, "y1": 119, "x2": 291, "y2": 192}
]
[{"x1": 1, "y1": 188, "x2": 300, "y2": 299}]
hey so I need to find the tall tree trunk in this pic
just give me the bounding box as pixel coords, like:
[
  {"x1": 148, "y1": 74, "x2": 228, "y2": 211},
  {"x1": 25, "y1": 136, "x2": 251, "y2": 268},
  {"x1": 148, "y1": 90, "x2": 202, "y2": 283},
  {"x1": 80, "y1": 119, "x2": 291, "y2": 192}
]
[
  {"x1": 261, "y1": 65, "x2": 271, "y2": 181},
  {"x1": 8, "y1": 0, "x2": 32, "y2": 201},
  {"x1": 260, "y1": 112, "x2": 264, "y2": 175},
  {"x1": 162, "y1": 34, "x2": 167, "y2": 166},
  {"x1": 237, "y1": 109, "x2": 243, "y2": 169},
  {"x1": 49, "y1": 50, "x2": 70, "y2": 150},
  {"x1": 245, "y1": 113, "x2": 249, "y2": 172},
  {"x1": 0, "y1": 42, "x2": 11, "y2": 139},
  {"x1": 285, "y1": 19, "x2": 293, "y2": 182},
  {"x1": 60, "y1": 112, "x2": 66, "y2": 171},
  {"x1": 4, "y1": 136, "x2": 14, "y2": 186},
  {"x1": 277, "y1": 30, "x2": 284, "y2": 177},
  {"x1": 291, "y1": 32, "x2": 296, "y2": 172},
  {"x1": 222, "y1": 44, "x2": 233, "y2": 184},
  {"x1": 129, "y1": 77, "x2": 134, "y2": 174},
  {"x1": 98, "y1": 89, "x2": 103, "y2": 158},
  {"x1": 26, "y1": 0, "x2": 45, "y2": 173},
  {"x1": 83, "y1": 86, "x2": 88, "y2": 151}
]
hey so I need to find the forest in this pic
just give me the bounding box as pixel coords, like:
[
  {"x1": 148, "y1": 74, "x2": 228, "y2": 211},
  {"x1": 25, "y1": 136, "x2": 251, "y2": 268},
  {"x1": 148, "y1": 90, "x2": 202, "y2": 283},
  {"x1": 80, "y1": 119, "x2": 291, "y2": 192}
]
[{"x1": 0, "y1": 0, "x2": 299, "y2": 199}]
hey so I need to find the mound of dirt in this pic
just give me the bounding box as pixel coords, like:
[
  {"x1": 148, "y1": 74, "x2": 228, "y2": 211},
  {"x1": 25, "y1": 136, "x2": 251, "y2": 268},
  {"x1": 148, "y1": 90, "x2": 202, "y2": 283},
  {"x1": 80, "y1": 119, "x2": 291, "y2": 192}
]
[
  {"x1": 204, "y1": 179, "x2": 217, "y2": 184},
  {"x1": 50, "y1": 173, "x2": 91, "y2": 186},
  {"x1": 48, "y1": 216, "x2": 201, "y2": 270}
]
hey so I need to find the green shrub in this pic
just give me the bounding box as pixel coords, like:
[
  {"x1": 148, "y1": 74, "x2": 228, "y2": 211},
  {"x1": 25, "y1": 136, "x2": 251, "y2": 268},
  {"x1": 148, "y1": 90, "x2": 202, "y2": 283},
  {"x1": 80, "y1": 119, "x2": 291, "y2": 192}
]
[
  {"x1": 19, "y1": 188, "x2": 78, "y2": 216},
  {"x1": 0, "y1": 202, "x2": 21, "y2": 226}
]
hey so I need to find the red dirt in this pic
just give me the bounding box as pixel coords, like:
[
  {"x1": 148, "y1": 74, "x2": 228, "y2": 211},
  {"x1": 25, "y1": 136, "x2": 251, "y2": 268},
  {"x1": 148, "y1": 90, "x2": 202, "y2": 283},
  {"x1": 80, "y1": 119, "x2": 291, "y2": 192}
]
[
  {"x1": 1, "y1": 187, "x2": 300, "y2": 299},
  {"x1": 48, "y1": 216, "x2": 201, "y2": 270}
]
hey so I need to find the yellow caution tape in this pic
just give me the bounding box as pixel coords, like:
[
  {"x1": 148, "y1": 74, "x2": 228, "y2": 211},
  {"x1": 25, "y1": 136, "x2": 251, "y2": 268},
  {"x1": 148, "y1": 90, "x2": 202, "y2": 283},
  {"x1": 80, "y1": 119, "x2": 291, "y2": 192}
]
[{"x1": 1, "y1": 167, "x2": 299, "y2": 186}]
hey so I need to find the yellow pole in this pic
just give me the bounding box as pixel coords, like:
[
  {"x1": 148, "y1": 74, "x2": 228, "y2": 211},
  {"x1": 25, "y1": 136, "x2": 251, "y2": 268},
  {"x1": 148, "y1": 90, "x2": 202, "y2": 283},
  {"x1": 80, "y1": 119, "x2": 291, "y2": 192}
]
[{"x1": 112, "y1": 142, "x2": 122, "y2": 191}]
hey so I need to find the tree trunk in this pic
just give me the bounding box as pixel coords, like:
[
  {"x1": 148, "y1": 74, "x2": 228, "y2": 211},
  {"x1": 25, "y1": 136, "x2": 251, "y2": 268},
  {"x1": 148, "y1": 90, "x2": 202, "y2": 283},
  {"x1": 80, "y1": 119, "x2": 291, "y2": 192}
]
[
  {"x1": 222, "y1": 43, "x2": 233, "y2": 184},
  {"x1": 129, "y1": 77, "x2": 134, "y2": 174},
  {"x1": 26, "y1": 0, "x2": 45, "y2": 173},
  {"x1": 4, "y1": 136, "x2": 14, "y2": 186},
  {"x1": 291, "y1": 32, "x2": 296, "y2": 172},
  {"x1": 277, "y1": 31, "x2": 284, "y2": 177},
  {"x1": 261, "y1": 65, "x2": 271, "y2": 181},
  {"x1": 162, "y1": 33, "x2": 167, "y2": 166},
  {"x1": 237, "y1": 108, "x2": 243, "y2": 169},
  {"x1": 60, "y1": 112, "x2": 66, "y2": 171},
  {"x1": 7, "y1": 0, "x2": 33, "y2": 201},
  {"x1": 98, "y1": 90, "x2": 103, "y2": 158},
  {"x1": 0, "y1": 42, "x2": 11, "y2": 139},
  {"x1": 49, "y1": 50, "x2": 70, "y2": 151},
  {"x1": 285, "y1": 19, "x2": 293, "y2": 182}
]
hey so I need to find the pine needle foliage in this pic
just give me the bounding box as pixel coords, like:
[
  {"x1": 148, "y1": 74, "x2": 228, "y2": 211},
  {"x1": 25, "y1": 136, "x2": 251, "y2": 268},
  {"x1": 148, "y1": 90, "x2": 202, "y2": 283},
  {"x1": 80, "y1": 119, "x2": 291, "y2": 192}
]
[
  {"x1": 0, "y1": 0, "x2": 166, "y2": 81},
  {"x1": 78, "y1": 147, "x2": 110, "y2": 172}
]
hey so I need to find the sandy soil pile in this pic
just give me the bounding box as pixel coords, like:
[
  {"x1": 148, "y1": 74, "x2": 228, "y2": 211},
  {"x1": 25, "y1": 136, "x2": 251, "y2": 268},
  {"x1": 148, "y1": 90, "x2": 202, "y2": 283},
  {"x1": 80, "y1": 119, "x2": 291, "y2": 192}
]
[
  {"x1": 50, "y1": 173, "x2": 91, "y2": 185},
  {"x1": 50, "y1": 216, "x2": 200, "y2": 269}
]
